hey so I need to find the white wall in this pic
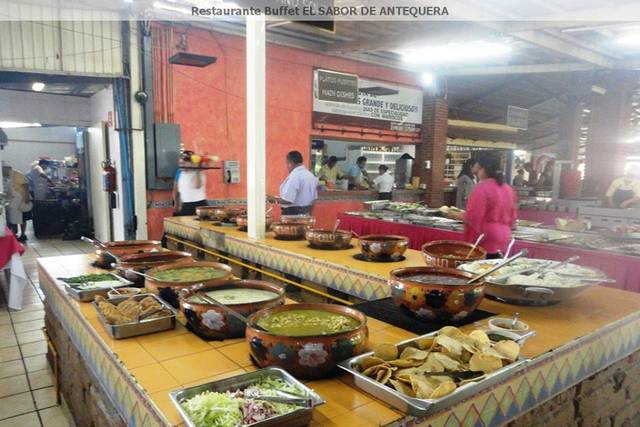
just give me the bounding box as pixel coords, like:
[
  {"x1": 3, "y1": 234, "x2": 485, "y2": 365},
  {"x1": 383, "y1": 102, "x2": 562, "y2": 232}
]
[
  {"x1": 89, "y1": 87, "x2": 125, "y2": 241},
  {"x1": 1, "y1": 127, "x2": 77, "y2": 173},
  {"x1": 0, "y1": 89, "x2": 92, "y2": 127}
]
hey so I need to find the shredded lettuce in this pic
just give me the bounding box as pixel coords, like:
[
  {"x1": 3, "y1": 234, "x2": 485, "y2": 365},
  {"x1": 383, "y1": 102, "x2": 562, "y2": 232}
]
[
  {"x1": 181, "y1": 391, "x2": 243, "y2": 427},
  {"x1": 181, "y1": 379, "x2": 307, "y2": 427}
]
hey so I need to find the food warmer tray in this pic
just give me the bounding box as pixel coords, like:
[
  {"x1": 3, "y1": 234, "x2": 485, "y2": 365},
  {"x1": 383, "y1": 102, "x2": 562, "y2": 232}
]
[
  {"x1": 338, "y1": 332, "x2": 530, "y2": 417},
  {"x1": 62, "y1": 274, "x2": 133, "y2": 302},
  {"x1": 458, "y1": 259, "x2": 608, "y2": 306},
  {"x1": 169, "y1": 367, "x2": 325, "y2": 427},
  {"x1": 92, "y1": 293, "x2": 176, "y2": 339}
]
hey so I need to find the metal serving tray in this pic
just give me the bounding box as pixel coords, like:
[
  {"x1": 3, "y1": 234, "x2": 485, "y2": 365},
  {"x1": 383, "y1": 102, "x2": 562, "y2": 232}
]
[
  {"x1": 92, "y1": 293, "x2": 176, "y2": 339},
  {"x1": 62, "y1": 273, "x2": 133, "y2": 302},
  {"x1": 169, "y1": 367, "x2": 325, "y2": 427},
  {"x1": 338, "y1": 332, "x2": 529, "y2": 417}
]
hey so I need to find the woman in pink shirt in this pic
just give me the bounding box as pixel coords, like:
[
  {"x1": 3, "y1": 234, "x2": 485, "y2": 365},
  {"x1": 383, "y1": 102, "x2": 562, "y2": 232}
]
[{"x1": 450, "y1": 153, "x2": 517, "y2": 258}]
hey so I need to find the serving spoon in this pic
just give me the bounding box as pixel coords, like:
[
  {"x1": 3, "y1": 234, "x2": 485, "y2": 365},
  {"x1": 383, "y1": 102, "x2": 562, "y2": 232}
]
[
  {"x1": 82, "y1": 236, "x2": 120, "y2": 263},
  {"x1": 332, "y1": 219, "x2": 341, "y2": 235},
  {"x1": 467, "y1": 249, "x2": 528, "y2": 285},
  {"x1": 465, "y1": 234, "x2": 484, "y2": 259}
]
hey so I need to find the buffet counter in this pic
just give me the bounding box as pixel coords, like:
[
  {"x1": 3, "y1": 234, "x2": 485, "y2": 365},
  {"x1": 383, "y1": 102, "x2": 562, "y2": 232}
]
[
  {"x1": 337, "y1": 214, "x2": 640, "y2": 293},
  {"x1": 39, "y1": 254, "x2": 640, "y2": 427}
]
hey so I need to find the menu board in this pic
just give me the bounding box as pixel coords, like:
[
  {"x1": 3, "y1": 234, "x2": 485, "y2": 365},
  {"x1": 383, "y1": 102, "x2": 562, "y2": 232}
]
[{"x1": 313, "y1": 69, "x2": 423, "y2": 132}]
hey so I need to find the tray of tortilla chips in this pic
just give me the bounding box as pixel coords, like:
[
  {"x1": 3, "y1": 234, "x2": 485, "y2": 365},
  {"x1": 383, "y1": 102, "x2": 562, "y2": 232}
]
[{"x1": 338, "y1": 326, "x2": 529, "y2": 416}]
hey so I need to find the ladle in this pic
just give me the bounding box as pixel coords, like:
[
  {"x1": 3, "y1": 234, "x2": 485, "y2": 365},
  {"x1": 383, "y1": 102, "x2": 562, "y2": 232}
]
[{"x1": 467, "y1": 249, "x2": 528, "y2": 284}]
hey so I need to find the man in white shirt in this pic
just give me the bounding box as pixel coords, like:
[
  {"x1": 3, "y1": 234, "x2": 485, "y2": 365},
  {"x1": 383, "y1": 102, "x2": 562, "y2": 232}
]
[
  {"x1": 373, "y1": 165, "x2": 394, "y2": 200},
  {"x1": 269, "y1": 151, "x2": 318, "y2": 215}
]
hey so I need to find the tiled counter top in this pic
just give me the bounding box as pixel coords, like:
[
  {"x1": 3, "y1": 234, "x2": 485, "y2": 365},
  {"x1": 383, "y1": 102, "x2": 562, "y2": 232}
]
[{"x1": 39, "y1": 252, "x2": 640, "y2": 427}]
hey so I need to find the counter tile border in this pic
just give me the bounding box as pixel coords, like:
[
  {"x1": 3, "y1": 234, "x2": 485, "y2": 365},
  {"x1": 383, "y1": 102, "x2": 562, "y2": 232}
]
[{"x1": 38, "y1": 261, "x2": 170, "y2": 427}]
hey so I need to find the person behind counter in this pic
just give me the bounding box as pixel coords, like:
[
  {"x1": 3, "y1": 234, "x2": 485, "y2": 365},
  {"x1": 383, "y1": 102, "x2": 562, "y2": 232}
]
[
  {"x1": 523, "y1": 162, "x2": 538, "y2": 187},
  {"x1": 606, "y1": 171, "x2": 640, "y2": 208},
  {"x1": 512, "y1": 169, "x2": 526, "y2": 187},
  {"x1": 318, "y1": 156, "x2": 344, "y2": 186},
  {"x1": 268, "y1": 151, "x2": 318, "y2": 215},
  {"x1": 373, "y1": 165, "x2": 394, "y2": 200},
  {"x1": 448, "y1": 152, "x2": 517, "y2": 259},
  {"x1": 172, "y1": 151, "x2": 207, "y2": 216},
  {"x1": 347, "y1": 156, "x2": 374, "y2": 190},
  {"x1": 455, "y1": 158, "x2": 478, "y2": 209}
]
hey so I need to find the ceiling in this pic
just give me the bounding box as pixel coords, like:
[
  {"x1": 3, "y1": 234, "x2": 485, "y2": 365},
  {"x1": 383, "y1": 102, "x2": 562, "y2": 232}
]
[
  {"x1": 0, "y1": 72, "x2": 111, "y2": 97},
  {"x1": 152, "y1": 0, "x2": 640, "y2": 149}
]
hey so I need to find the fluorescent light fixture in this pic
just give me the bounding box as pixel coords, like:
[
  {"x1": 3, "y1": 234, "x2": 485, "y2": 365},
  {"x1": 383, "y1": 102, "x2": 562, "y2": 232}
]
[
  {"x1": 0, "y1": 121, "x2": 42, "y2": 128},
  {"x1": 421, "y1": 72, "x2": 435, "y2": 86},
  {"x1": 400, "y1": 41, "x2": 511, "y2": 65},
  {"x1": 616, "y1": 33, "x2": 640, "y2": 46},
  {"x1": 31, "y1": 82, "x2": 45, "y2": 92}
]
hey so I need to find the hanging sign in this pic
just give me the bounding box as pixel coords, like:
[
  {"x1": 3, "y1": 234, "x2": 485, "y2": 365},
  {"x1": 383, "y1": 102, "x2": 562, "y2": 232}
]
[
  {"x1": 313, "y1": 69, "x2": 423, "y2": 132},
  {"x1": 507, "y1": 106, "x2": 528, "y2": 130}
]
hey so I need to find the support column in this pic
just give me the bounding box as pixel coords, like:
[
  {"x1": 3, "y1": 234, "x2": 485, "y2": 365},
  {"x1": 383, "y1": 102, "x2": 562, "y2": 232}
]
[
  {"x1": 584, "y1": 71, "x2": 637, "y2": 196},
  {"x1": 556, "y1": 96, "x2": 582, "y2": 162},
  {"x1": 246, "y1": 15, "x2": 266, "y2": 240},
  {"x1": 415, "y1": 96, "x2": 449, "y2": 207}
]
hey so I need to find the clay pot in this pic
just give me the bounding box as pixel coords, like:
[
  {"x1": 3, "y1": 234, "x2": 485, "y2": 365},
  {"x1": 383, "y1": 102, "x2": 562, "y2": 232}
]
[
  {"x1": 359, "y1": 235, "x2": 409, "y2": 261},
  {"x1": 212, "y1": 206, "x2": 247, "y2": 222},
  {"x1": 145, "y1": 261, "x2": 233, "y2": 308},
  {"x1": 195, "y1": 206, "x2": 217, "y2": 220},
  {"x1": 305, "y1": 229, "x2": 353, "y2": 249},
  {"x1": 179, "y1": 280, "x2": 285, "y2": 340},
  {"x1": 421, "y1": 240, "x2": 487, "y2": 269},
  {"x1": 271, "y1": 222, "x2": 311, "y2": 240},
  {"x1": 95, "y1": 240, "x2": 162, "y2": 266},
  {"x1": 280, "y1": 215, "x2": 316, "y2": 226},
  {"x1": 389, "y1": 267, "x2": 485, "y2": 322},
  {"x1": 235, "y1": 215, "x2": 273, "y2": 232},
  {"x1": 246, "y1": 303, "x2": 368, "y2": 379},
  {"x1": 114, "y1": 251, "x2": 193, "y2": 284}
]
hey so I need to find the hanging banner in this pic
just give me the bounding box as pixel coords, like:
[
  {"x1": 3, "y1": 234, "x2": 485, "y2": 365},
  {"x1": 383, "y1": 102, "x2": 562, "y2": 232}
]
[{"x1": 313, "y1": 69, "x2": 423, "y2": 133}]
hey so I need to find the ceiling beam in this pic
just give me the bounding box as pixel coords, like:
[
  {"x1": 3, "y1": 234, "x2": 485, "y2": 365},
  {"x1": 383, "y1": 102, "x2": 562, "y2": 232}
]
[
  {"x1": 326, "y1": 25, "x2": 492, "y2": 54},
  {"x1": 451, "y1": 76, "x2": 524, "y2": 108},
  {"x1": 506, "y1": 30, "x2": 615, "y2": 68},
  {"x1": 440, "y1": 62, "x2": 599, "y2": 76}
]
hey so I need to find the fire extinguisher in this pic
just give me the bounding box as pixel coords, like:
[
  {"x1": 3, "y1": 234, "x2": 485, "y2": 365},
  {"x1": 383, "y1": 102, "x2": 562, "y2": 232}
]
[{"x1": 102, "y1": 160, "x2": 117, "y2": 192}]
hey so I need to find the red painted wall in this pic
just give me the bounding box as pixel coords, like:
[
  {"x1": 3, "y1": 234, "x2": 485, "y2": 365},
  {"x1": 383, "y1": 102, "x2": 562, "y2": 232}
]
[{"x1": 147, "y1": 24, "x2": 420, "y2": 240}]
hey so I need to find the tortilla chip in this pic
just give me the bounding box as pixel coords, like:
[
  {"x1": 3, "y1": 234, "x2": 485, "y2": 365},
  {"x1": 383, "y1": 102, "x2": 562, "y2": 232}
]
[
  {"x1": 389, "y1": 378, "x2": 416, "y2": 397},
  {"x1": 410, "y1": 375, "x2": 435, "y2": 399},
  {"x1": 418, "y1": 354, "x2": 445, "y2": 373},
  {"x1": 494, "y1": 340, "x2": 520, "y2": 362},
  {"x1": 399, "y1": 346, "x2": 430, "y2": 361},
  {"x1": 469, "y1": 353, "x2": 503, "y2": 373},
  {"x1": 362, "y1": 364, "x2": 385, "y2": 377},
  {"x1": 376, "y1": 367, "x2": 393, "y2": 384},
  {"x1": 436, "y1": 335, "x2": 463, "y2": 357},
  {"x1": 361, "y1": 356, "x2": 385, "y2": 370},
  {"x1": 388, "y1": 358, "x2": 422, "y2": 368},
  {"x1": 430, "y1": 381, "x2": 457, "y2": 399},
  {"x1": 438, "y1": 326, "x2": 464, "y2": 339},
  {"x1": 432, "y1": 352, "x2": 462, "y2": 371},
  {"x1": 374, "y1": 343, "x2": 399, "y2": 361},
  {"x1": 469, "y1": 330, "x2": 490, "y2": 350},
  {"x1": 415, "y1": 336, "x2": 436, "y2": 350}
]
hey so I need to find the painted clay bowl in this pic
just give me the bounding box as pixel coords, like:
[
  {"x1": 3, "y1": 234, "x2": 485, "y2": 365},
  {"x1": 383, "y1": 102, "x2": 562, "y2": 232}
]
[
  {"x1": 145, "y1": 261, "x2": 233, "y2": 308},
  {"x1": 246, "y1": 303, "x2": 368, "y2": 379},
  {"x1": 271, "y1": 222, "x2": 311, "y2": 240},
  {"x1": 235, "y1": 215, "x2": 273, "y2": 231},
  {"x1": 95, "y1": 240, "x2": 162, "y2": 266},
  {"x1": 179, "y1": 280, "x2": 285, "y2": 340},
  {"x1": 280, "y1": 215, "x2": 316, "y2": 226},
  {"x1": 305, "y1": 229, "x2": 353, "y2": 249},
  {"x1": 211, "y1": 206, "x2": 247, "y2": 222},
  {"x1": 359, "y1": 235, "x2": 409, "y2": 261},
  {"x1": 422, "y1": 240, "x2": 487, "y2": 269},
  {"x1": 389, "y1": 266, "x2": 485, "y2": 322},
  {"x1": 114, "y1": 251, "x2": 193, "y2": 284}
]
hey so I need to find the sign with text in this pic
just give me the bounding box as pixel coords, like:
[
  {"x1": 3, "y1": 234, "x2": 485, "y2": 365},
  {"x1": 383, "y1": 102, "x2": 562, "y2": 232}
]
[
  {"x1": 507, "y1": 105, "x2": 528, "y2": 130},
  {"x1": 313, "y1": 69, "x2": 423, "y2": 132},
  {"x1": 316, "y1": 70, "x2": 358, "y2": 104}
]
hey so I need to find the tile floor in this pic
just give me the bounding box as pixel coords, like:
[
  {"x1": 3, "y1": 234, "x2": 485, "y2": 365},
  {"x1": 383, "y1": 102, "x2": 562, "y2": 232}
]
[{"x1": 0, "y1": 234, "x2": 94, "y2": 427}]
